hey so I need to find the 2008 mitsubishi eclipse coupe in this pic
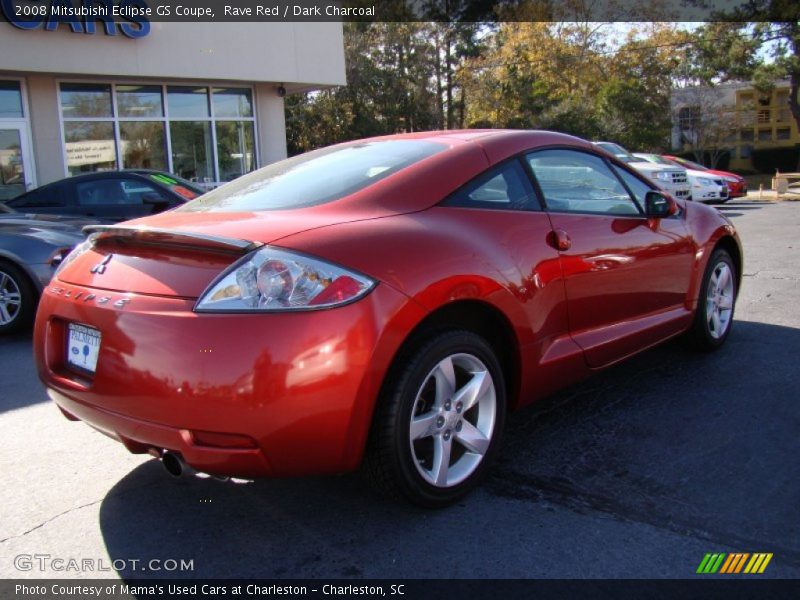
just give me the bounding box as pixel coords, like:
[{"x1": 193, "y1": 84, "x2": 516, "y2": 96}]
[{"x1": 34, "y1": 130, "x2": 742, "y2": 507}]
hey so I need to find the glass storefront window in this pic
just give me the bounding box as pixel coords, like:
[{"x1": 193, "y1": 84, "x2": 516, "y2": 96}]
[
  {"x1": 60, "y1": 83, "x2": 113, "y2": 118},
  {"x1": 213, "y1": 88, "x2": 253, "y2": 118},
  {"x1": 117, "y1": 85, "x2": 163, "y2": 118},
  {"x1": 167, "y1": 87, "x2": 210, "y2": 118},
  {"x1": 120, "y1": 121, "x2": 167, "y2": 170},
  {"x1": 63, "y1": 122, "x2": 117, "y2": 175},
  {"x1": 170, "y1": 121, "x2": 214, "y2": 183},
  {"x1": 59, "y1": 83, "x2": 257, "y2": 183},
  {"x1": 0, "y1": 81, "x2": 23, "y2": 118},
  {"x1": 216, "y1": 121, "x2": 255, "y2": 182}
]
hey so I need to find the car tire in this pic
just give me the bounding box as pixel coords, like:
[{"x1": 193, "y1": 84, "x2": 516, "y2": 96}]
[
  {"x1": 0, "y1": 261, "x2": 36, "y2": 334},
  {"x1": 363, "y1": 330, "x2": 506, "y2": 507},
  {"x1": 687, "y1": 248, "x2": 737, "y2": 351}
]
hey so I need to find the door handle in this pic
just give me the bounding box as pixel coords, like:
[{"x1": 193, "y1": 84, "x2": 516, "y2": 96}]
[{"x1": 548, "y1": 229, "x2": 572, "y2": 251}]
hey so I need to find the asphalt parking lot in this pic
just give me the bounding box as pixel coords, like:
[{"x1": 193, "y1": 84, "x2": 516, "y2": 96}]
[{"x1": 1, "y1": 199, "x2": 798, "y2": 580}]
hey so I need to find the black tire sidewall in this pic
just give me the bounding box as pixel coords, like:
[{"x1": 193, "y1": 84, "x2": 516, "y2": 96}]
[{"x1": 388, "y1": 330, "x2": 506, "y2": 507}]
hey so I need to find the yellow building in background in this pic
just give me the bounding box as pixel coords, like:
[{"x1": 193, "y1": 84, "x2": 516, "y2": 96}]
[{"x1": 672, "y1": 80, "x2": 799, "y2": 172}]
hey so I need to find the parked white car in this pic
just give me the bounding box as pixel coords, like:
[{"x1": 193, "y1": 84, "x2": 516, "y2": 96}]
[
  {"x1": 593, "y1": 142, "x2": 691, "y2": 201},
  {"x1": 633, "y1": 154, "x2": 729, "y2": 204}
]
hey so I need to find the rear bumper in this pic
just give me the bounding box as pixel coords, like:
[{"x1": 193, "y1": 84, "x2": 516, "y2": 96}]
[
  {"x1": 34, "y1": 281, "x2": 423, "y2": 478},
  {"x1": 49, "y1": 388, "x2": 272, "y2": 478}
]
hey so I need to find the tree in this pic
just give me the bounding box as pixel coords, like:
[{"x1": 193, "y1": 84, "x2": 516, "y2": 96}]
[
  {"x1": 671, "y1": 85, "x2": 737, "y2": 167},
  {"x1": 687, "y1": 4, "x2": 800, "y2": 165}
]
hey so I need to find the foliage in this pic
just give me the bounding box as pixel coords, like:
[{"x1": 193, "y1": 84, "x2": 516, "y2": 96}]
[{"x1": 284, "y1": 12, "x2": 798, "y2": 160}]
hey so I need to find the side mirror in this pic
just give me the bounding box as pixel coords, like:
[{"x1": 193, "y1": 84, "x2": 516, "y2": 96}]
[{"x1": 644, "y1": 191, "x2": 675, "y2": 218}]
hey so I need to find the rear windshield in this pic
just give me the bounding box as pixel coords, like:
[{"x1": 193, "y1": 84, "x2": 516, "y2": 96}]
[{"x1": 179, "y1": 140, "x2": 445, "y2": 212}]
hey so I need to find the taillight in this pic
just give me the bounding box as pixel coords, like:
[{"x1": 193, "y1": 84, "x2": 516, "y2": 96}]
[{"x1": 195, "y1": 246, "x2": 375, "y2": 312}]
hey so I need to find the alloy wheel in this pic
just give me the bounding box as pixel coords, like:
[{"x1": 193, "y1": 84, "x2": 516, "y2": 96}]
[
  {"x1": 0, "y1": 270, "x2": 22, "y2": 326},
  {"x1": 706, "y1": 261, "x2": 734, "y2": 339},
  {"x1": 408, "y1": 353, "x2": 497, "y2": 488}
]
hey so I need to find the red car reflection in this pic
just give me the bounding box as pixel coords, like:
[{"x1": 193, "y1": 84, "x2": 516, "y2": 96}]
[{"x1": 34, "y1": 131, "x2": 742, "y2": 506}]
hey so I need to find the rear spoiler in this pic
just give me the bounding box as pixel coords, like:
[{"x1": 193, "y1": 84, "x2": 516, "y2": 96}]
[{"x1": 83, "y1": 225, "x2": 263, "y2": 255}]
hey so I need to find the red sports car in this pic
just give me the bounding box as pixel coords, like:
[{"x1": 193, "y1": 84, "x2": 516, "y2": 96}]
[
  {"x1": 34, "y1": 131, "x2": 742, "y2": 506},
  {"x1": 663, "y1": 155, "x2": 748, "y2": 198}
]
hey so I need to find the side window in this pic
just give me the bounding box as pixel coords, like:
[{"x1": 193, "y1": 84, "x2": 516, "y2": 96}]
[
  {"x1": 7, "y1": 185, "x2": 65, "y2": 208},
  {"x1": 611, "y1": 164, "x2": 652, "y2": 205},
  {"x1": 75, "y1": 178, "x2": 167, "y2": 206},
  {"x1": 442, "y1": 160, "x2": 538, "y2": 211},
  {"x1": 120, "y1": 179, "x2": 169, "y2": 204},
  {"x1": 526, "y1": 149, "x2": 640, "y2": 216}
]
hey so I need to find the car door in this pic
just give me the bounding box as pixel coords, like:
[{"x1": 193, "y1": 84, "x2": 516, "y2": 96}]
[
  {"x1": 525, "y1": 147, "x2": 696, "y2": 368},
  {"x1": 439, "y1": 158, "x2": 586, "y2": 399}
]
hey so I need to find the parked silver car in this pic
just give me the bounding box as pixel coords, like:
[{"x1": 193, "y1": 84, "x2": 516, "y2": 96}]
[{"x1": 0, "y1": 203, "x2": 93, "y2": 333}]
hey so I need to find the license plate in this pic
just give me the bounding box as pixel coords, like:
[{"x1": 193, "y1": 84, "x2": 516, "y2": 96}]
[{"x1": 66, "y1": 323, "x2": 101, "y2": 375}]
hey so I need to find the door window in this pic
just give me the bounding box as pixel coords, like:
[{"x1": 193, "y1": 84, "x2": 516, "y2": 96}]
[
  {"x1": 75, "y1": 178, "x2": 167, "y2": 206},
  {"x1": 611, "y1": 164, "x2": 652, "y2": 206},
  {"x1": 7, "y1": 184, "x2": 64, "y2": 208},
  {"x1": 442, "y1": 160, "x2": 538, "y2": 211},
  {"x1": 526, "y1": 149, "x2": 640, "y2": 215}
]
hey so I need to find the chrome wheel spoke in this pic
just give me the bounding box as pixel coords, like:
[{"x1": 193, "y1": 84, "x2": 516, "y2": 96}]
[
  {"x1": 0, "y1": 304, "x2": 12, "y2": 323},
  {"x1": 431, "y1": 435, "x2": 452, "y2": 486},
  {"x1": 433, "y1": 357, "x2": 456, "y2": 406},
  {"x1": 453, "y1": 370, "x2": 491, "y2": 412},
  {"x1": 718, "y1": 295, "x2": 733, "y2": 310},
  {"x1": 455, "y1": 420, "x2": 490, "y2": 455},
  {"x1": 410, "y1": 412, "x2": 438, "y2": 440},
  {"x1": 717, "y1": 266, "x2": 730, "y2": 290},
  {"x1": 710, "y1": 309, "x2": 721, "y2": 334}
]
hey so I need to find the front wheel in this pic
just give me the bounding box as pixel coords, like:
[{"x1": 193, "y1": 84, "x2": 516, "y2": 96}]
[
  {"x1": 363, "y1": 330, "x2": 506, "y2": 507},
  {"x1": 687, "y1": 248, "x2": 737, "y2": 350}
]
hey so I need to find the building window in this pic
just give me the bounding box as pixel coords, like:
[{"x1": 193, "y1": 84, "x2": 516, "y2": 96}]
[
  {"x1": 739, "y1": 145, "x2": 752, "y2": 159},
  {"x1": 678, "y1": 106, "x2": 700, "y2": 130},
  {"x1": 740, "y1": 129, "x2": 754, "y2": 142},
  {"x1": 758, "y1": 128, "x2": 772, "y2": 142},
  {"x1": 757, "y1": 109, "x2": 770, "y2": 123},
  {"x1": 776, "y1": 127, "x2": 791, "y2": 141},
  {"x1": 0, "y1": 81, "x2": 24, "y2": 118},
  {"x1": 59, "y1": 82, "x2": 258, "y2": 185}
]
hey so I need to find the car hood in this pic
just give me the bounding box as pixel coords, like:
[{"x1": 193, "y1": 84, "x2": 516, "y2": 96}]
[
  {"x1": 707, "y1": 169, "x2": 743, "y2": 181},
  {"x1": 685, "y1": 169, "x2": 722, "y2": 180},
  {"x1": 0, "y1": 213, "x2": 93, "y2": 245},
  {"x1": 628, "y1": 162, "x2": 683, "y2": 174}
]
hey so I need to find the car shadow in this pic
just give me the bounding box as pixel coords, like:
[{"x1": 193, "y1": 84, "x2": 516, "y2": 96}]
[
  {"x1": 0, "y1": 331, "x2": 46, "y2": 414},
  {"x1": 98, "y1": 320, "x2": 800, "y2": 578}
]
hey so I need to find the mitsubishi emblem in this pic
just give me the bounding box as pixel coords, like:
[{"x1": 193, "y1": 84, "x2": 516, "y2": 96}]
[{"x1": 90, "y1": 254, "x2": 113, "y2": 275}]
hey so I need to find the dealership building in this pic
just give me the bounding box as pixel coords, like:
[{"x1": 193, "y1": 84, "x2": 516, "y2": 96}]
[{"x1": 0, "y1": 18, "x2": 346, "y2": 200}]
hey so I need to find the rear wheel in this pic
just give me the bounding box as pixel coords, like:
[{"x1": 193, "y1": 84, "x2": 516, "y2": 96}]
[
  {"x1": 0, "y1": 261, "x2": 36, "y2": 334},
  {"x1": 687, "y1": 248, "x2": 737, "y2": 350},
  {"x1": 363, "y1": 330, "x2": 506, "y2": 507}
]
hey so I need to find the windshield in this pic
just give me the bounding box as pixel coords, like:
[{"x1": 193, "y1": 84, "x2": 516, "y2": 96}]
[
  {"x1": 180, "y1": 140, "x2": 446, "y2": 212},
  {"x1": 595, "y1": 142, "x2": 636, "y2": 163}
]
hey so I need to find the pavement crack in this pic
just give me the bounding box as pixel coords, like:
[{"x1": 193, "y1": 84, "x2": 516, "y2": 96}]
[{"x1": 0, "y1": 499, "x2": 103, "y2": 544}]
